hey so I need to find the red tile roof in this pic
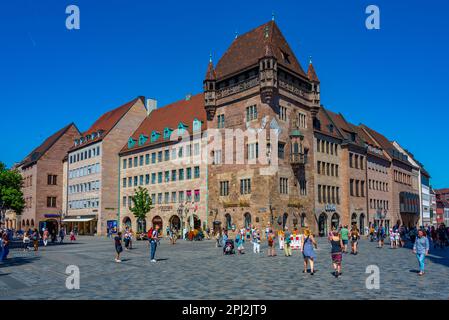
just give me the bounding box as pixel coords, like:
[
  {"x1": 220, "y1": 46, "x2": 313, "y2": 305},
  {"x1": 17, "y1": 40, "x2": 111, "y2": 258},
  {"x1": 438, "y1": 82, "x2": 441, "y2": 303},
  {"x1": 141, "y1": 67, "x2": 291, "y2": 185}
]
[
  {"x1": 120, "y1": 93, "x2": 206, "y2": 154},
  {"x1": 18, "y1": 123, "x2": 79, "y2": 169},
  {"x1": 307, "y1": 62, "x2": 319, "y2": 82},
  {"x1": 70, "y1": 97, "x2": 144, "y2": 152},
  {"x1": 315, "y1": 107, "x2": 344, "y2": 139},
  {"x1": 214, "y1": 21, "x2": 306, "y2": 80},
  {"x1": 205, "y1": 61, "x2": 216, "y2": 81},
  {"x1": 359, "y1": 124, "x2": 395, "y2": 152},
  {"x1": 435, "y1": 188, "x2": 449, "y2": 195}
]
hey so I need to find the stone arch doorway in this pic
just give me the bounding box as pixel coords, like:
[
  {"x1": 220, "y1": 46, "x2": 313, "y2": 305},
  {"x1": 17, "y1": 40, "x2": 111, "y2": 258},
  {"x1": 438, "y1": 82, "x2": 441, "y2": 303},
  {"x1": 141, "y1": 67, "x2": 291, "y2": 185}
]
[
  {"x1": 122, "y1": 216, "x2": 132, "y2": 229},
  {"x1": 188, "y1": 214, "x2": 201, "y2": 230},
  {"x1": 152, "y1": 216, "x2": 163, "y2": 230},
  {"x1": 300, "y1": 213, "x2": 307, "y2": 228},
  {"x1": 351, "y1": 213, "x2": 358, "y2": 227},
  {"x1": 331, "y1": 213, "x2": 340, "y2": 230},
  {"x1": 359, "y1": 213, "x2": 366, "y2": 234},
  {"x1": 225, "y1": 213, "x2": 232, "y2": 230},
  {"x1": 244, "y1": 212, "x2": 251, "y2": 229},
  {"x1": 169, "y1": 215, "x2": 181, "y2": 231},
  {"x1": 137, "y1": 217, "x2": 147, "y2": 233},
  {"x1": 318, "y1": 213, "x2": 327, "y2": 237},
  {"x1": 282, "y1": 213, "x2": 288, "y2": 230}
]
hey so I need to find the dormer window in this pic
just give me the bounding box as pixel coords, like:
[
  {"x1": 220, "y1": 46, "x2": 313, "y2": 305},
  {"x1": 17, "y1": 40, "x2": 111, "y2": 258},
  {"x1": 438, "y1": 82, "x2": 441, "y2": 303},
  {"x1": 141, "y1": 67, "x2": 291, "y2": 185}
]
[
  {"x1": 151, "y1": 131, "x2": 160, "y2": 143},
  {"x1": 281, "y1": 50, "x2": 290, "y2": 64},
  {"x1": 328, "y1": 124, "x2": 334, "y2": 133},
  {"x1": 80, "y1": 137, "x2": 85, "y2": 144},
  {"x1": 74, "y1": 139, "x2": 79, "y2": 146},
  {"x1": 91, "y1": 132, "x2": 97, "y2": 140},
  {"x1": 138, "y1": 134, "x2": 148, "y2": 146},
  {"x1": 193, "y1": 118, "x2": 202, "y2": 132},
  {"x1": 350, "y1": 132, "x2": 356, "y2": 142},
  {"x1": 163, "y1": 128, "x2": 173, "y2": 140},
  {"x1": 98, "y1": 130, "x2": 104, "y2": 137},
  {"x1": 178, "y1": 123, "x2": 188, "y2": 136},
  {"x1": 128, "y1": 138, "x2": 136, "y2": 149}
]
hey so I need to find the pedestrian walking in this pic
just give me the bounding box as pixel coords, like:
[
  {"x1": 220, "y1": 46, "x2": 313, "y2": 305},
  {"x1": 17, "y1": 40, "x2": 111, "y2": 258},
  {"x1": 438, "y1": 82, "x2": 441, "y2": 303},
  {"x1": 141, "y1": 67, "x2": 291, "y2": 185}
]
[
  {"x1": 377, "y1": 224, "x2": 385, "y2": 248},
  {"x1": 43, "y1": 229, "x2": 49, "y2": 247},
  {"x1": 267, "y1": 228, "x2": 276, "y2": 257},
  {"x1": 235, "y1": 233, "x2": 245, "y2": 254},
  {"x1": 252, "y1": 228, "x2": 261, "y2": 253},
  {"x1": 413, "y1": 229, "x2": 429, "y2": 276},
  {"x1": 23, "y1": 231, "x2": 30, "y2": 251},
  {"x1": 114, "y1": 232, "x2": 123, "y2": 262},
  {"x1": 59, "y1": 227, "x2": 65, "y2": 243},
  {"x1": 129, "y1": 229, "x2": 134, "y2": 249},
  {"x1": 350, "y1": 226, "x2": 360, "y2": 254},
  {"x1": 124, "y1": 229, "x2": 131, "y2": 250},
  {"x1": 149, "y1": 224, "x2": 160, "y2": 262},
  {"x1": 32, "y1": 228, "x2": 39, "y2": 251},
  {"x1": 302, "y1": 229, "x2": 317, "y2": 275},
  {"x1": 330, "y1": 230, "x2": 343, "y2": 278},
  {"x1": 70, "y1": 230, "x2": 76, "y2": 242},
  {"x1": 369, "y1": 225, "x2": 375, "y2": 242},
  {"x1": 0, "y1": 232, "x2": 9, "y2": 261},
  {"x1": 339, "y1": 225, "x2": 349, "y2": 253},
  {"x1": 430, "y1": 226, "x2": 437, "y2": 248},
  {"x1": 284, "y1": 227, "x2": 292, "y2": 257}
]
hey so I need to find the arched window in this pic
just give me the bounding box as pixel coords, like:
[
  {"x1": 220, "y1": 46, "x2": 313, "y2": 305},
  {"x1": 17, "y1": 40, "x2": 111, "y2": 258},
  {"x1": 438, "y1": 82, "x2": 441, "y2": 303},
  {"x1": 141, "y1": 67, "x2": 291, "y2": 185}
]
[
  {"x1": 31, "y1": 219, "x2": 35, "y2": 227},
  {"x1": 244, "y1": 213, "x2": 251, "y2": 229},
  {"x1": 331, "y1": 213, "x2": 340, "y2": 230}
]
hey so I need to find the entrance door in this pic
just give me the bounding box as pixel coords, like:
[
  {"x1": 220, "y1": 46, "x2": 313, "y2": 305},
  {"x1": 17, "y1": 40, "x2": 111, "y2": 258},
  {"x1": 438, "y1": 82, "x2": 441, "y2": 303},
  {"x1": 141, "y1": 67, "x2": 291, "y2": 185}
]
[
  {"x1": 318, "y1": 213, "x2": 327, "y2": 237},
  {"x1": 331, "y1": 213, "x2": 340, "y2": 230},
  {"x1": 351, "y1": 213, "x2": 357, "y2": 227},
  {"x1": 359, "y1": 214, "x2": 365, "y2": 234},
  {"x1": 244, "y1": 213, "x2": 252, "y2": 229},
  {"x1": 169, "y1": 215, "x2": 181, "y2": 230}
]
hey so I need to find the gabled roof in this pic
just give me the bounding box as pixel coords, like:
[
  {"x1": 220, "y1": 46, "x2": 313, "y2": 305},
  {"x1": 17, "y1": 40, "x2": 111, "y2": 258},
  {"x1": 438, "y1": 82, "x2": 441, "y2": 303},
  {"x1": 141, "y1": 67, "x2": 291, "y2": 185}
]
[
  {"x1": 359, "y1": 124, "x2": 395, "y2": 152},
  {"x1": 314, "y1": 107, "x2": 344, "y2": 140},
  {"x1": 325, "y1": 110, "x2": 364, "y2": 147},
  {"x1": 214, "y1": 21, "x2": 306, "y2": 80},
  {"x1": 18, "y1": 123, "x2": 79, "y2": 169},
  {"x1": 120, "y1": 93, "x2": 206, "y2": 154},
  {"x1": 70, "y1": 97, "x2": 144, "y2": 152}
]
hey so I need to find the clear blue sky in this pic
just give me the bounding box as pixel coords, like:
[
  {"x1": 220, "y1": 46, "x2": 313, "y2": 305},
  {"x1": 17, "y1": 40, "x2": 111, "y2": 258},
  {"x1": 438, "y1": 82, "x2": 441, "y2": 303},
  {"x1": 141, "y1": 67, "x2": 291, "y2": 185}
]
[{"x1": 0, "y1": 0, "x2": 448, "y2": 188}]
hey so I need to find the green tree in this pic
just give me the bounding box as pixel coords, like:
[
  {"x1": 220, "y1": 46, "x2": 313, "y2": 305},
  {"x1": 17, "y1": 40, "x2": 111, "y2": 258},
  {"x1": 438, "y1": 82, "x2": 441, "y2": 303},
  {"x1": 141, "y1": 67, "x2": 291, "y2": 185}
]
[
  {"x1": 130, "y1": 186, "x2": 152, "y2": 232},
  {"x1": 0, "y1": 162, "x2": 25, "y2": 224}
]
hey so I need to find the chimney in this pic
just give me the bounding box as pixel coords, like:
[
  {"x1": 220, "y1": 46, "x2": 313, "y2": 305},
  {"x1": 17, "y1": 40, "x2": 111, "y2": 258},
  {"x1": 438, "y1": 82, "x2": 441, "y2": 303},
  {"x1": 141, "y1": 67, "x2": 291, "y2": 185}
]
[{"x1": 146, "y1": 98, "x2": 157, "y2": 115}]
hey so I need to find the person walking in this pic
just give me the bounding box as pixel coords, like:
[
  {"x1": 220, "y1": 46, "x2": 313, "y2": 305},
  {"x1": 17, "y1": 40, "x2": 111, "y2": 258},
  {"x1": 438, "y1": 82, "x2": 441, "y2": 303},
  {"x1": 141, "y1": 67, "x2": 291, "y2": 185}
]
[
  {"x1": 123, "y1": 229, "x2": 131, "y2": 250},
  {"x1": 413, "y1": 229, "x2": 429, "y2": 276},
  {"x1": 23, "y1": 230, "x2": 31, "y2": 251},
  {"x1": 267, "y1": 228, "x2": 276, "y2": 257},
  {"x1": 70, "y1": 230, "x2": 76, "y2": 242},
  {"x1": 377, "y1": 223, "x2": 385, "y2": 248},
  {"x1": 339, "y1": 225, "x2": 349, "y2": 253},
  {"x1": 114, "y1": 232, "x2": 123, "y2": 262},
  {"x1": 0, "y1": 232, "x2": 9, "y2": 261},
  {"x1": 350, "y1": 226, "x2": 360, "y2": 255},
  {"x1": 302, "y1": 229, "x2": 317, "y2": 275},
  {"x1": 283, "y1": 227, "x2": 292, "y2": 257},
  {"x1": 32, "y1": 228, "x2": 39, "y2": 251},
  {"x1": 59, "y1": 227, "x2": 65, "y2": 243},
  {"x1": 42, "y1": 229, "x2": 49, "y2": 247},
  {"x1": 330, "y1": 230, "x2": 344, "y2": 278},
  {"x1": 252, "y1": 228, "x2": 261, "y2": 253},
  {"x1": 369, "y1": 225, "x2": 375, "y2": 242},
  {"x1": 149, "y1": 224, "x2": 160, "y2": 262},
  {"x1": 235, "y1": 233, "x2": 245, "y2": 254}
]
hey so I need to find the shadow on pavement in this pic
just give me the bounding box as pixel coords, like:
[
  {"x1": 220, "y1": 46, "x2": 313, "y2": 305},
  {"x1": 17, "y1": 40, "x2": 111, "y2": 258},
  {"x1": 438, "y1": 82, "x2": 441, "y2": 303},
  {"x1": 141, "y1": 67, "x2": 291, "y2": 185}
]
[{"x1": 0, "y1": 256, "x2": 40, "y2": 268}]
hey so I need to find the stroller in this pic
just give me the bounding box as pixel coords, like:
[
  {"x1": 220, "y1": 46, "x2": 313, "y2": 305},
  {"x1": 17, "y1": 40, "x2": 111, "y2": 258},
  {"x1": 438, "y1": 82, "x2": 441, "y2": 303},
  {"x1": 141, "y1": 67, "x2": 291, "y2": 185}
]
[{"x1": 223, "y1": 239, "x2": 235, "y2": 255}]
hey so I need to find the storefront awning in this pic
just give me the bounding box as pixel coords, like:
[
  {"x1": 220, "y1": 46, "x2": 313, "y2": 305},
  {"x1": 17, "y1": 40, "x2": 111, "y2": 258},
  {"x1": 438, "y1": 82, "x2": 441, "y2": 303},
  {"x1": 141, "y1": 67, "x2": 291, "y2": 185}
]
[{"x1": 63, "y1": 215, "x2": 97, "y2": 222}]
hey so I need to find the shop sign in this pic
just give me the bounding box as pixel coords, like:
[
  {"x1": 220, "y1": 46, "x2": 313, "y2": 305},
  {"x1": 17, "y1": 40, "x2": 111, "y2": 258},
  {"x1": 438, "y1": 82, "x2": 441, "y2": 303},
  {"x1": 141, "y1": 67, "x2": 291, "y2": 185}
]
[{"x1": 325, "y1": 204, "x2": 336, "y2": 212}]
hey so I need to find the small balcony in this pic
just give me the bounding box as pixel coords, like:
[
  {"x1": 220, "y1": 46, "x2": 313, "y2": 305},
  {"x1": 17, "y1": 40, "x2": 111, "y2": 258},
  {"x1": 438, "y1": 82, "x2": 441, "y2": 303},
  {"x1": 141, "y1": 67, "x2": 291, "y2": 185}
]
[{"x1": 290, "y1": 152, "x2": 307, "y2": 167}]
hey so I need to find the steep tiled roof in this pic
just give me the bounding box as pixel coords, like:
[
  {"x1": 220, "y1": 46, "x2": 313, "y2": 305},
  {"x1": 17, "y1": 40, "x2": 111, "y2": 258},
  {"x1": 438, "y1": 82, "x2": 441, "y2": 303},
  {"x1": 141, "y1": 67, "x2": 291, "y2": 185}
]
[
  {"x1": 360, "y1": 124, "x2": 395, "y2": 152},
  {"x1": 307, "y1": 62, "x2": 319, "y2": 82},
  {"x1": 325, "y1": 110, "x2": 365, "y2": 148},
  {"x1": 315, "y1": 107, "x2": 344, "y2": 139},
  {"x1": 435, "y1": 188, "x2": 449, "y2": 195},
  {"x1": 70, "y1": 97, "x2": 144, "y2": 152},
  {"x1": 205, "y1": 61, "x2": 216, "y2": 81},
  {"x1": 214, "y1": 21, "x2": 306, "y2": 80},
  {"x1": 18, "y1": 123, "x2": 79, "y2": 169},
  {"x1": 120, "y1": 93, "x2": 206, "y2": 154}
]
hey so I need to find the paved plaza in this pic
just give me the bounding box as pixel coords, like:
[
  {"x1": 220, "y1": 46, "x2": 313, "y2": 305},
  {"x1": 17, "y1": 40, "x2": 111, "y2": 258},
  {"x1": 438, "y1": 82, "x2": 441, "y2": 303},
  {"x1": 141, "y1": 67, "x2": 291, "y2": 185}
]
[{"x1": 1, "y1": 236, "x2": 448, "y2": 300}]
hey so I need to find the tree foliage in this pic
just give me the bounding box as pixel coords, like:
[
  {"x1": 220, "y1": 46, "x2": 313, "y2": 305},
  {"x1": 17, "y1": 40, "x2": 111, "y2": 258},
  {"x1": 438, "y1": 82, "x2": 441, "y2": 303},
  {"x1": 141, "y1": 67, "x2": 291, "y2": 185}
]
[
  {"x1": 130, "y1": 186, "x2": 152, "y2": 222},
  {"x1": 0, "y1": 162, "x2": 25, "y2": 215}
]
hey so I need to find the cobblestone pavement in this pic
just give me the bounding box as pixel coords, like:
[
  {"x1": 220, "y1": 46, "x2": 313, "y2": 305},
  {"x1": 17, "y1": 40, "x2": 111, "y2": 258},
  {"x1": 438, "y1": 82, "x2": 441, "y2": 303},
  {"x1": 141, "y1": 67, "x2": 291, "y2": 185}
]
[{"x1": 1, "y1": 236, "x2": 448, "y2": 300}]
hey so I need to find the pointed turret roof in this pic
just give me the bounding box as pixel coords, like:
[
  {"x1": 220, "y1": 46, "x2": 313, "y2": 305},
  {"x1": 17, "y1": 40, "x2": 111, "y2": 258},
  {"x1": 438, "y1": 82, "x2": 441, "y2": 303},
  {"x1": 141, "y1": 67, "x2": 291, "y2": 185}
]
[
  {"x1": 214, "y1": 21, "x2": 306, "y2": 80},
  {"x1": 205, "y1": 57, "x2": 216, "y2": 81},
  {"x1": 307, "y1": 61, "x2": 319, "y2": 83}
]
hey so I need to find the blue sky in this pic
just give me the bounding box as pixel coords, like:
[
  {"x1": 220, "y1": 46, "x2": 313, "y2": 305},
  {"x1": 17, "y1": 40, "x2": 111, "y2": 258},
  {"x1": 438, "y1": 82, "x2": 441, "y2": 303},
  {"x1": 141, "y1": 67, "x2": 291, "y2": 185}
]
[{"x1": 0, "y1": 0, "x2": 448, "y2": 188}]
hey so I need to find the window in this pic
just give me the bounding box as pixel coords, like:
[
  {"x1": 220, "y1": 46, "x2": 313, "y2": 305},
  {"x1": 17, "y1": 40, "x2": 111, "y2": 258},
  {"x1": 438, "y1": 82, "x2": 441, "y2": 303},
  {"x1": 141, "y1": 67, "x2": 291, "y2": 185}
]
[
  {"x1": 122, "y1": 178, "x2": 127, "y2": 188},
  {"x1": 163, "y1": 128, "x2": 173, "y2": 139},
  {"x1": 145, "y1": 174, "x2": 150, "y2": 185},
  {"x1": 278, "y1": 143, "x2": 285, "y2": 159},
  {"x1": 298, "y1": 113, "x2": 307, "y2": 128},
  {"x1": 164, "y1": 192, "x2": 169, "y2": 204},
  {"x1": 178, "y1": 146, "x2": 183, "y2": 158},
  {"x1": 355, "y1": 155, "x2": 359, "y2": 169},
  {"x1": 128, "y1": 177, "x2": 132, "y2": 187},
  {"x1": 350, "y1": 179, "x2": 354, "y2": 196},
  {"x1": 240, "y1": 178, "x2": 251, "y2": 194},
  {"x1": 171, "y1": 170, "x2": 177, "y2": 182},
  {"x1": 361, "y1": 181, "x2": 365, "y2": 197},
  {"x1": 318, "y1": 185, "x2": 322, "y2": 203},
  {"x1": 151, "y1": 173, "x2": 156, "y2": 184},
  {"x1": 186, "y1": 190, "x2": 192, "y2": 202},
  {"x1": 151, "y1": 131, "x2": 160, "y2": 142},
  {"x1": 179, "y1": 191, "x2": 184, "y2": 203},
  {"x1": 145, "y1": 154, "x2": 150, "y2": 165},
  {"x1": 194, "y1": 189, "x2": 200, "y2": 202},
  {"x1": 360, "y1": 156, "x2": 364, "y2": 170},
  {"x1": 171, "y1": 192, "x2": 177, "y2": 203},
  {"x1": 194, "y1": 166, "x2": 200, "y2": 178},
  {"x1": 299, "y1": 179, "x2": 307, "y2": 195},
  {"x1": 158, "y1": 172, "x2": 162, "y2": 184},
  {"x1": 122, "y1": 196, "x2": 126, "y2": 208},
  {"x1": 355, "y1": 180, "x2": 359, "y2": 197},
  {"x1": 317, "y1": 161, "x2": 321, "y2": 174},
  {"x1": 128, "y1": 158, "x2": 132, "y2": 168},
  {"x1": 47, "y1": 175, "x2": 57, "y2": 185},
  {"x1": 139, "y1": 155, "x2": 144, "y2": 166},
  {"x1": 217, "y1": 114, "x2": 225, "y2": 128},
  {"x1": 134, "y1": 176, "x2": 138, "y2": 186},
  {"x1": 220, "y1": 181, "x2": 229, "y2": 196},
  {"x1": 164, "y1": 149, "x2": 170, "y2": 161},
  {"x1": 280, "y1": 178, "x2": 288, "y2": 194},
  {"x1": 246, "y1": 105, "x2": 258, "y2": 121},
  {"x1": 317, "y1": 139, "x2": 321, "y2": 152},
  {"x1": 47, "y1": 197, "x2": 57, "y2": 208},
  {"x1": 157, "y1": 151, "x2": 162, "y2": 162},
  {"x1": 151, "y1": 153, "x2": 156, "y2": 164},
  {"x1": 247, "y1": 143, "x2": 259, "y2": 160},
  {"x1": 336, "y1": 187, "x2": 340, "y2": 204},
  {"x1": 349, "y1": 153, "x2": 353, "y2": 168},
  {"x1": 279, "y1": 106, "x2": 287, "y2": 121},
  {"x1": 157, "y1": 193, "x2": 162, "y2": 204},
  {"x1": 133, "y1": 157, "x2": 137, "y2": 167},
  {"x1": 186, "y1": 167, "x2": 192, "y2": 179},
  {"x1": 123, "y1": 159, "x2": 127, "y2": 169},
  {"x1": 165, "y1": 171, "x2": 170, "y2": 183},
  {"x1": 214, "y1": 150, "x2": 222, "y2": 165},
  {"x1": 179, "y1": 169, "x2": 184, "y2": 181}
]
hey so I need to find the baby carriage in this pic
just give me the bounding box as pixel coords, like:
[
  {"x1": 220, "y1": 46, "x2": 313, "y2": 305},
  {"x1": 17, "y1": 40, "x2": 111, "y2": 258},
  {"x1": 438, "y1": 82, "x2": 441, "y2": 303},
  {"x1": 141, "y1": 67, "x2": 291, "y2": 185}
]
[{"x1": 223, "y1": 239, "x2": 235, "y2": 255}]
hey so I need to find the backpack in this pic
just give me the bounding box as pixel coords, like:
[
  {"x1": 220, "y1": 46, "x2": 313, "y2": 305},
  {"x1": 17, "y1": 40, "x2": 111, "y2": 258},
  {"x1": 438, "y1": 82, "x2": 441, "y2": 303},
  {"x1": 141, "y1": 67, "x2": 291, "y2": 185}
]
[{"x1": 147, "y1": 228, "x2": 154, "y2": 239}]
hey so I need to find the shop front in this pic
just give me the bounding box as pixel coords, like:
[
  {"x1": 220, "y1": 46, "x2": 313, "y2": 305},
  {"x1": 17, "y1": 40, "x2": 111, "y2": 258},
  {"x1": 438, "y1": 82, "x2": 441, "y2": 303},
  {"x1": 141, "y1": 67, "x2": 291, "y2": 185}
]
[{"x1": 63, "y1": 214, "x2": 98, "y2": 235}]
